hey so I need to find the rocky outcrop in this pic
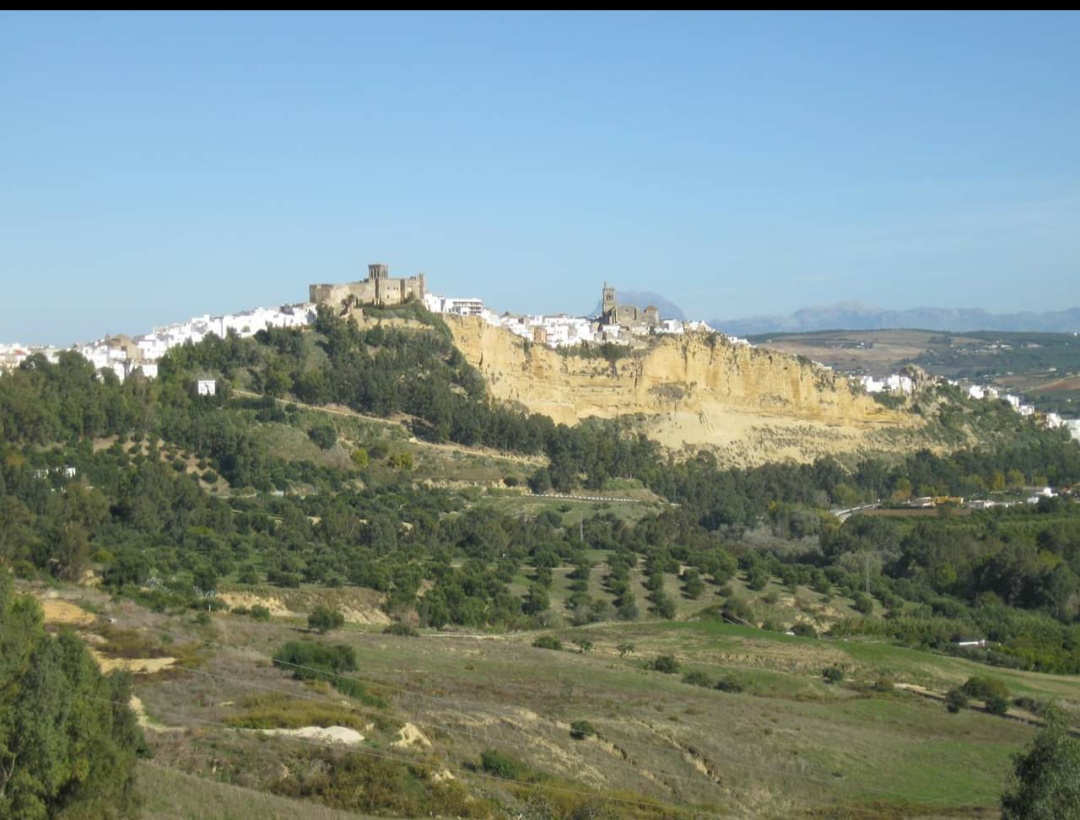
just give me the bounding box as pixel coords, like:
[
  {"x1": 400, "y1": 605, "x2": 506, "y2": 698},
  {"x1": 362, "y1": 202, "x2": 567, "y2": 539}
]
[{"x1": 446, "y1": 317, "x2": 921, "y2": 466}]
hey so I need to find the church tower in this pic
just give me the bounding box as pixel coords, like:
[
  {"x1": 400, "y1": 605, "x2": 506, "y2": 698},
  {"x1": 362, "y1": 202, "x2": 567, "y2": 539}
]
[{"x1": 602, "y1": 282, "x2": 616, "y2": 321}]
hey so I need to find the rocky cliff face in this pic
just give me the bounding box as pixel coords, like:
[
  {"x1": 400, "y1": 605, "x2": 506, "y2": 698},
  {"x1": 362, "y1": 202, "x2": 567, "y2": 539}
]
[{"x1": 446, "y1": 317, "x2": 922, "y2": 466}]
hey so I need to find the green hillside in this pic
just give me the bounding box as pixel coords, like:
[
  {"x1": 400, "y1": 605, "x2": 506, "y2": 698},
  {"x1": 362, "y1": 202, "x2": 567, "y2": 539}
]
[{"x1": 4, "y1": 304, "x2": 1080, "y2": 817}]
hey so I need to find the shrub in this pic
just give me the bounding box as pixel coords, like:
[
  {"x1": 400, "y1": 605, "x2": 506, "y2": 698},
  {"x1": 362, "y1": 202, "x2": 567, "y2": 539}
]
[
  {"x1": 273, "y1": 641, "x2": 357, "y2": 677},
  {"x1": 1013, "y1": 696, "x2": 1046, "y2": 716},
  {"x1": 962, "y1": 676, "x2": 1010, "y2": 702},
  {"x1": 852, "y1": 592, "x2": 874, "y2": 615},
  {"x1": 308, "y1": 423, "x2": 338, "y2": 450},
  {"x1": 722, "y1": 596, "x2": 754, "y2": 624},
  {"x1": 383, "y1": 622, "x2": 419, "y2": 637},
  {"x1": 648, "y1": 654, "x2": 680, "y2": 674},
  {"x1": 683, "y1": 670, "x2": 714, "y2": 688},
  {"x1": 308, "y1": 604, "x2": 345, "y2": 634},
  {"x1": 986, "y1": 693, "x2": 1010, "y2": 716},
  {"x1": 388, "y1": 451, "x2": 414, "y2": 471},
  {"x1": 791, "y1": 622, "x2": 817, "y2": 638},
  {"x1": 250, "y1": 604, "x2": 271, "y2": 621},
  {"x1": 569, "y1": 720, "x2": 598, "y2": 740},
  {"x1": 715, "y1": 677, "x2": 743, "y2": 694},
  {"x1": 873, "y1": 676, "x2": 895, "y2": 694},
  {"x1": 946, "y1": 687, "x2": 969, "y2": 713},
  {"x1": 822, "y1": 665, "x2": 844, "y2": 685},
  {"x1": 480, "y1": 749, "x2": 524, "y2": 779},
  {"x1": 532, "y1": 635, "x2": 562, "y2": 651}
]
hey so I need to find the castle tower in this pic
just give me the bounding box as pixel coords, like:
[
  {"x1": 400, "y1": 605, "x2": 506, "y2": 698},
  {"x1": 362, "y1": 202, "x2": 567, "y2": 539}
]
[
  {"x1": 369, "y1": 263, "x2": 388, "y2": 304},
  {"x1": 369, "y1": 263, "x2": 388, "y2": 280}
]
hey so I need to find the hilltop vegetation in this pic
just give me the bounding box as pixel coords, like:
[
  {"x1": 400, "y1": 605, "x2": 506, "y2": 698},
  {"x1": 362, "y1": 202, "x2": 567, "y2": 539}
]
[{"x1": 4, "y1": 304, "x2": 1080, "y2": 816}]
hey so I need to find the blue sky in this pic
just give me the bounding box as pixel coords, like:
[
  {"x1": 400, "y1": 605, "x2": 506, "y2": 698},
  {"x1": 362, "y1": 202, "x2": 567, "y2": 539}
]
[{"x1": 2, "y1": 11, "x2": 1079, "y2": 345}]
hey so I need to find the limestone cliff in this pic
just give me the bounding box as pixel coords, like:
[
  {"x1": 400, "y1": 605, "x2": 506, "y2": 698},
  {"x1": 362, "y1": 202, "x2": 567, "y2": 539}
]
[{"x1": 446, "y1": 316, "x2": 923, "y2": 467}]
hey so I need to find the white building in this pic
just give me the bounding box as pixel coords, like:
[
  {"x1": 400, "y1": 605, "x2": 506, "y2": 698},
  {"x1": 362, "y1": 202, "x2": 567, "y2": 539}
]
[{"x1": 197, "y1": 379, "x2": 217, "y2": 396}]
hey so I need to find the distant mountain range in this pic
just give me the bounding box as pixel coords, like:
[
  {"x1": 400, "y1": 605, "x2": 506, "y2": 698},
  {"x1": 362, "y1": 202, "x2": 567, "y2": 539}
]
[
  {"x1": 711, "y1": 302, "x2": 1080, "y2": 336},
  {"x1": 588, "y1": 291, "x2": 686, "y2": 322}
]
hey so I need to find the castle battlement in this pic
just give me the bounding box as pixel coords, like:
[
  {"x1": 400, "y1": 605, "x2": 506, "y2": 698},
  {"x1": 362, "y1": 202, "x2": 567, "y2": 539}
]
[{"x1": 310, "y1": 263, "x2": 426, "y2": 309}]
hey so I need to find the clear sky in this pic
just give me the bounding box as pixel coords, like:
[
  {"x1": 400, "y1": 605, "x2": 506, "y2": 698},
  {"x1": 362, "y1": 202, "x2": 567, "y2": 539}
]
[{"x1": 3, "y1": 11, "x2": 1079, "y2": 345}]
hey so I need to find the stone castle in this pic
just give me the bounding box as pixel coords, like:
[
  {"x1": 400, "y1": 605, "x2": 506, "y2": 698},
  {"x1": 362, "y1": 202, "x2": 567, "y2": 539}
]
[{"x1": 310, "y1": 263, "x2": 426, "y2": 309}]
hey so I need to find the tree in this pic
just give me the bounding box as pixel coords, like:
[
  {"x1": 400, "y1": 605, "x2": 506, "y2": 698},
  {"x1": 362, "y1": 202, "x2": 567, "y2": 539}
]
[
  {"x1": 617, "y1": 641, "x2": 635, "y2": 658},
  {"x1": 946, "y1": 687, "x2": 969, "y2": 713},
  {"x1": 1001, "y1": 704, "x2": 1080, "y2": 819},
  {"x1": 308, "y1": 604, "x2": 345, "y2": 634},
  {"x1": 308, "y1": 423, "x2": 338, "y2": 451},
  {"x1": 522, "y1": 584, "x2": 549, "y2": 616},
  {"x1": 0, "y1": 573, "x2": 142, "y2": 819}
]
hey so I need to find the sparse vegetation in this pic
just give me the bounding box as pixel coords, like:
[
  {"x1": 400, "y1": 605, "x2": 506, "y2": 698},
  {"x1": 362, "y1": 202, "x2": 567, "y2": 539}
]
[{"x1": 648, "y1": 654, "x2": 680, "y2": 674}]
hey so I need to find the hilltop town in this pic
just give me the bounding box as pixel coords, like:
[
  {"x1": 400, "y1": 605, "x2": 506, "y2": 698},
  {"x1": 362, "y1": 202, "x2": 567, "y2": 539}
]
[{"x1": 3, "y1": 260, "x2": 1078, "y2": 444}]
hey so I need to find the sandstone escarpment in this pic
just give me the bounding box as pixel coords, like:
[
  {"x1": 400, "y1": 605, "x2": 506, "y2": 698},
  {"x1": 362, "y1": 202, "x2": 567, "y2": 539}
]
[{"x1": 446, "y1": 316, "x2": 921, "y2": 466}]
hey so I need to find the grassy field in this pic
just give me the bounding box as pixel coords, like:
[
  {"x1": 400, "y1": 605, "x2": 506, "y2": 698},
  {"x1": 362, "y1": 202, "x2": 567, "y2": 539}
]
[
  {"x1": 112, "y1": 600, "x2": 1078, "y2": 818},
  {"x1": 137, "y1": 762, "x2": 381, "y2": 820},
  {"x1": 29, "y1": 571, "x2": 1080, "y2": 819}
]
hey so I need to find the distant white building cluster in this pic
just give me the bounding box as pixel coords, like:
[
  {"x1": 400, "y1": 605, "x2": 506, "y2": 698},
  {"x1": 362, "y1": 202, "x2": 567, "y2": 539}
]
[
  {"x1": 422, "y1": 292, "x2": 748, "y2": 350},
  {"x1": 858, "y1": 374, "x2": 916, "y2": 395},
  {"x1": 855, "y1": 368, "x2": 1075, "y2": 436},
  {"x1": 0, "y1": 303, "x2": 316, "y2": 382}
]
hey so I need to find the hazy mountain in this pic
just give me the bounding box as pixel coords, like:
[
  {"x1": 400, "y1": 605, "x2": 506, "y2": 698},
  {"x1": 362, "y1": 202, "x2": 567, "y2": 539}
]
[
  {"x1": 711, "y1": 302, "x2": 1080, "y2": 336},
  {"x1": 588, "y1": 291, "x2": 686, "y2": 321}
]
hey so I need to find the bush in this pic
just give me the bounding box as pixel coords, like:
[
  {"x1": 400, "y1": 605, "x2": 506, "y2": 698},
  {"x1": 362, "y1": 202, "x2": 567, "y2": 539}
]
[
  {"x1": 308, "y1": 604, "x2": 345, "y2": 634},
  {"x1": 1013, "y1": 696, "x2": 1046, "y2": 716},
  {"x1": 986, "y1": 693, "x2": 1010, "y2": 716},
  {"x1": 822, "y1": 665, "x2": 844, "y2": 685},
  {"x1": 388, "y1": 451, "x2": 415, "y2": 471},
  {"x1": 946, "y1": 687, "x2": 969, "y2": 713},
  {"x1": 722, "y1": 596, "x2": 754, "y2": 624},
  {"x1": 383, "y1": 621, "x2": 419, "y2": 637},
  {"x1": 852, "y1": 592, "x2": 874, "y2": 615},
  {"x1": 715, "y1": 676, "x2": 744, "y2": 694},
  {"x1": 873, "y1": 676, "x2": 895, "y2": 694},
  {"x1": 648, "y1": 654, "x2": 680, "y2": 674},
  {"x1": 682, "y1": 670, "x2": 714, "y2": 688},
  {"x1": 532, "y1": 635, "x2": 562, "y2": 651},
  {"x1": 791, "y1": 622, "x2": 817, "y2": 638},
  {"x1": 308, "y1": 423, "x2": 338, "y2": 450},
  {"x1": 569, "y1": 720, "x2": 598, "y2": 740},
  {"x1": 480, "y1": 749, "x2": 524, "y2": 779},
  {"x1": 273, "y1": 641, "x2": 357, "y2": 677},
  {"x1": 250, "y1": 604, "x2": 271, "y2": 621},
  {"x1": 962, "y1": 676, "x2": 1010, "y2": 702}
]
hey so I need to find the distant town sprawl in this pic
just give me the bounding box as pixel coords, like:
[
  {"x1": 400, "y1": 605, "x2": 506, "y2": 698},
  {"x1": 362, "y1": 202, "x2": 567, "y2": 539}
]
[{"x1": 2, "y1": 260, "x2": 1078, "y2": 442}]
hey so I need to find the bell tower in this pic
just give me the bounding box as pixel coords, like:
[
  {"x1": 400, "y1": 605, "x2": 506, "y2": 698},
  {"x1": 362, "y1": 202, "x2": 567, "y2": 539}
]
[{"x1": 602, "y1": 282, "x2": 616, "y2": 320}]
